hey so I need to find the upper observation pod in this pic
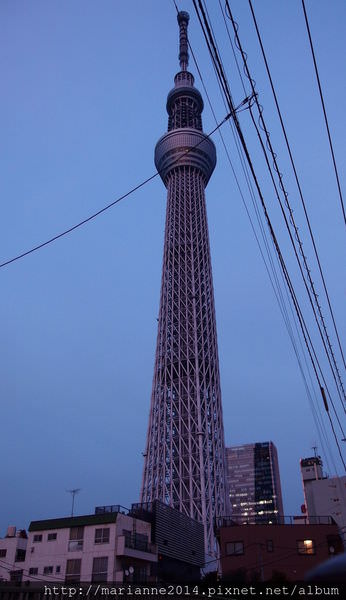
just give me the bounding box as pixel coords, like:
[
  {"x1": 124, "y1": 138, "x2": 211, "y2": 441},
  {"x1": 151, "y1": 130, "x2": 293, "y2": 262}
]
[{"x1": 155, "y1": 11, "x2": 216, "y2": 185}]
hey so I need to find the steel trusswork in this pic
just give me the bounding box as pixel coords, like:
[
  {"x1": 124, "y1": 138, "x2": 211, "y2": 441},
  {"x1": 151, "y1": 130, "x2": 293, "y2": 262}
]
[{"x1": 141, "y1": 11, "x2": 228, "y2": 555}]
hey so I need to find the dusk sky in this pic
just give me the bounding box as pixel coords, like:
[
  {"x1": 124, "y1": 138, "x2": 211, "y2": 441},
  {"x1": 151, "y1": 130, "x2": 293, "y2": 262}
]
[{"x1": 1, "y1": 1, "x2": 345, "y2": 535}]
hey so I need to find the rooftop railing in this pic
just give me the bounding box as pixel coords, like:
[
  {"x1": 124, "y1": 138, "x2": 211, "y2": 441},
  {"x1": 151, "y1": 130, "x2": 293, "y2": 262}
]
[{"x1": 215, "y1": 515, "x2": 334, "y2": 528}]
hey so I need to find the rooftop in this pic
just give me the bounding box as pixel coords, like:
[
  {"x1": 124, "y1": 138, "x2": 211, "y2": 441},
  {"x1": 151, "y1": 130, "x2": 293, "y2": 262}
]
[{"x1": 29, "y1": 512, "x2": 120, "y2": 532}]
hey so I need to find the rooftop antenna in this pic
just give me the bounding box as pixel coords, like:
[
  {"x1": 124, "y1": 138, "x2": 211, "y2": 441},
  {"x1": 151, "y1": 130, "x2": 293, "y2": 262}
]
[
  {"x1": 66, "y1": 488, "x2": 81, "y2": 517},
  {"x1": 177, "y1": 11, "x2": 189, "y2": 71},
  {"x1": 312, "y1": 444, "x2": 318, "y2": 458}
]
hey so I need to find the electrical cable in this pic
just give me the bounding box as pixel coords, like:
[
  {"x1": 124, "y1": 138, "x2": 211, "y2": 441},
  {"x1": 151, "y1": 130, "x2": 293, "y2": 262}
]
[
  {"x1": 0, "y1": 534, "x2": 339, "y2": 582},
  {"x1": 224, "y1": 0, "x2": 346, "y2": 413},
  {"x1": 224, "y1": 0, "x2": 346, "y2": 457},
  {"x1": 177, "y1": 0, "x2": 343, "y2": 476},
  {"x1": 248, "y1": 110, "x2": 346, "y2": 428},
  {"x1": 301, "y1": 0, "x2": 346, "y2": 228},
  {"x1": 174, "y1": 0, "x2": 336, "y2": 477},
  {"x1": 0, "y1": 113, "x2": 235, "y2": 270},
  {"x1": 199, "y1": 0, "x2": 335, "y2": 470},
  {"x1": 217, "y1": 0, "x2": 341, "y2": 481},
  {"x1": 248, "y1": 0, "x2": 346, "y2": 372},
  {"x1": 193, "y1": 0, "x2": 345, "y2": 471},
  {"x1": 173, "y1": 0, "x2": 339, "y2": 523}
]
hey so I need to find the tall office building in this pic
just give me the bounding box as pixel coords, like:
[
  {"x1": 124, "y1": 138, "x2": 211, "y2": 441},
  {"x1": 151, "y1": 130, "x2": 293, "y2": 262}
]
[
  {"x1": 141, "y1": 12, "x2": 228, "y2": 555},
  {"x1": 226, "y1": 442, "x2": 284, "y2": 524}
]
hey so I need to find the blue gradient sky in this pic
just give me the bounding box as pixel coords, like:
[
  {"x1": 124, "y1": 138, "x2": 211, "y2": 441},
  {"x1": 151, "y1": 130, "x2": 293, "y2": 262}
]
[{"x1": 1, "y1": 1, "x2": 345, "y2": 534}]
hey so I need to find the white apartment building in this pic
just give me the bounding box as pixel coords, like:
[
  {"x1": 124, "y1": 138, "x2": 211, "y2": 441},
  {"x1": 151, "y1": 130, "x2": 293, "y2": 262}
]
[
  {"x1": 0, "y1": 527, "x2": 27, "y2": 582},
  {"x1": 1, "y1": 507, "x2": 157, "y2": 583},
  {"x1": 301, "y1": 456, "x2": 346, "y2": 545}
]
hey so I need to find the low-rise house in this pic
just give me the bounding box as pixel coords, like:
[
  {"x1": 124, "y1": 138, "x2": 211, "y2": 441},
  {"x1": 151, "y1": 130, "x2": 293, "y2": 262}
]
[
  {"x1": 0, "y1": 527, "x2": 28, "y2": 582},
  {"x1": 216, "y1": 515, "x2": 343, "y2": 582}
]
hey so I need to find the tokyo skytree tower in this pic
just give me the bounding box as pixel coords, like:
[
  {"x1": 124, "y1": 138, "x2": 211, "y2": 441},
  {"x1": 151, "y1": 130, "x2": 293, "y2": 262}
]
[{"x1": 141, "y1": 11, "x2": 228, "y2": 555}]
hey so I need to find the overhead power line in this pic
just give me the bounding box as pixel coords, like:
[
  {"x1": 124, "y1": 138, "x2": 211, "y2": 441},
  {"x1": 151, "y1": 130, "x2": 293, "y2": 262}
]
[
  {"x1": 224, "y1": 0, "x2": 346, "y2": 412},
  {"x1": 174, "y1": 0, "x2": 335, "y2": 473},
  {"x1": 0, "y1": 113, "x2": 235, "y2": 270},
  {"x1": 215, "y1": 0, "x2": 336, "y2": 476},
  {"x1": 193, "y1": 0, "x2": 345, "y2": 470},
  {"x1": 301, "y1": 0, "x2": 346, "y2": 228},
  {"x1": 248, "y1": 0, "x2": 346, "y2": 372}
]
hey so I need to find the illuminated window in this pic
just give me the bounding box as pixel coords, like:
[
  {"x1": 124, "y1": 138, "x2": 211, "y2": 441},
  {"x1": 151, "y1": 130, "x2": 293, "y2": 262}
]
[{"x1": 297, "y1": 539, "x2": 315, "y2": 555}]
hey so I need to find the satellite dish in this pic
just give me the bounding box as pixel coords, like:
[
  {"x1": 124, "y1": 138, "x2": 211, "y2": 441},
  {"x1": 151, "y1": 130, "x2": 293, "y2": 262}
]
[{"x1": 129, "y1": 566, "x2": 134, "y2": 574}]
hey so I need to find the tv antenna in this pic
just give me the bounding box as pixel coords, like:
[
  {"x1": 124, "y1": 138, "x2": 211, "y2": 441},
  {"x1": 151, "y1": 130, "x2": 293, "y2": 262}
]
[{"x1": 66, "y1": 488, "x2": 81, "y2": 517}]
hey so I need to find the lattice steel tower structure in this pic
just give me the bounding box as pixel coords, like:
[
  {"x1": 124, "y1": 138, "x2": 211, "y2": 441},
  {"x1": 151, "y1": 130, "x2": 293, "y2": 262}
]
[{"x1": 141, "y1": 11, "x2": 228, "y2": 555}]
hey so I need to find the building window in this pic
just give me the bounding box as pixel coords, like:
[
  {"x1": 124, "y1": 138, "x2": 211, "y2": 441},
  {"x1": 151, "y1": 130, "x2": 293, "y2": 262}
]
[
  {"x1": 66, "y1": 559, "x2": 81, "y2": 583},
  {"x1": 68, "y1": 527, "x2": 84, "y2": 552},
  {"x1": 48, "y1": 533, "x2": 57, "y2": 541},
  {"x1": 92, "y1": 557, "x2": 108, "y2": 582},
  {"x1": 297, "y1": 539, "x2": 315, "y2": 555},
  {"x1": 43, "y1": 566, "x2": 54, "y2": 575},
  {"x1": 326, "y1": 534, "x2": 343, "y2": 556},
  {"x1": 15, "y1": 549, "x2": 26, "y2": 562},
  {"x1": 10, "y1": 570, "x2": 23, "y2": 582},
  {"x1": 29, "y1": 568, "x2": 38, "y2": 576},
  {"x1": 266, "y1": 540, "x2": 274, "y2": 553},
  {"x1": 56, "y1": 566, "x2": 61, "y2": 573},
  {"x1": 226, "y1": 541, "x2": 244, "y2": 556},
  {"x1": 94, "y1": 528, "x2": 110, "y2": 544},
  {"x1": 33, "y1": 534, "x2": 42, "y2": 542},
  {"x1": 123, "y1": 530, "x2": 148, "y2": 552},
  {"x1": 0, "y1": 549, "x2": 7, "y2": 558}
]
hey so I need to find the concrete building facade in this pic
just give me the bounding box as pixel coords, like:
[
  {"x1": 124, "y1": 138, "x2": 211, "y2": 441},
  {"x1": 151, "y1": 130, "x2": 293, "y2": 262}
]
[
  {"x1": 216, "y1": 517, "x2": 343, "y2": 582},
  {"x1": 0, "y1": 508, "x2": 157, "y2": 583},
  {"x1": 301, "y1": 456, "x2": 346, "y2": 545},
  {"x1": 24, "y1": 509, "x2": 157, "y2": 583},
  {"x1": 0, "y1": 527, "x2": 27, "y2": 582}
]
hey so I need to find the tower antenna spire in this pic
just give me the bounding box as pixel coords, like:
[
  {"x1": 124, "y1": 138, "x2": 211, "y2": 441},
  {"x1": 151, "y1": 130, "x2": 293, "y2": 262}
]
[{"x1": 177, "y1": 11, "x2": 189, "y2": 71}]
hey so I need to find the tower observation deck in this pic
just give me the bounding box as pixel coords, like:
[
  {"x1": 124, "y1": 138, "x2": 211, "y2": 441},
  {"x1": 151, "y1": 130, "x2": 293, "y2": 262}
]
[{"x1": 141, "y1": 11, "x2": 228, "y2": 556}]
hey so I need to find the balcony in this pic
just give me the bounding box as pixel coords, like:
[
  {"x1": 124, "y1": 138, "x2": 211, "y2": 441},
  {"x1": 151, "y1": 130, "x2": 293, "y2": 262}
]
[{"x1": 116, "y1": 536, "x2": 157, "y2": 562}]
